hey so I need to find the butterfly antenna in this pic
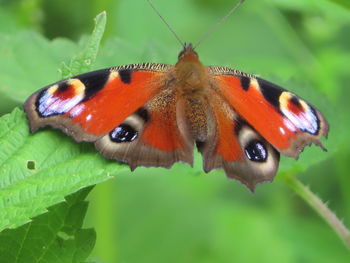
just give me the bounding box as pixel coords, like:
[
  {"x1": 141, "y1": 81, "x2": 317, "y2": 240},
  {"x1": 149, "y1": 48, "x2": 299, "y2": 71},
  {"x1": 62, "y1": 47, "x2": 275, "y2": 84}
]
[
  {"x1": 147, "y1": 0, "x2": 184, "y2": 47},
  {"x1": 194, "y1": 0, "x2": 246, "y2": 49}
]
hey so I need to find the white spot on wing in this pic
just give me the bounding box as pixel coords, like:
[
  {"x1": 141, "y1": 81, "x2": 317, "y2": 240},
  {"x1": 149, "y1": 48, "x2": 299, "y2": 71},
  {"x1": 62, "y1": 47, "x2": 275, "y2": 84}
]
[
  {"x1": 70, "y1": 104, "x2": 85, "y2": 117},
  {"x1": 38, "y1": 92, "x2": 84, "y2": 117},
  {"x1": 279, "y1": 92, "x2": 319, "y2": 134},
  {"x1": 281, "y1": 105, "x2": 318, "y2": 134},
  {"x1": 279, "y1": 127, "x2": 286, "y2": 135},
  {"x1": 86, "y1": 114, "x2": 92, "y2": 121},
  {"x1": 283, "y1": 119, "x2": 297, "y2": 132}
]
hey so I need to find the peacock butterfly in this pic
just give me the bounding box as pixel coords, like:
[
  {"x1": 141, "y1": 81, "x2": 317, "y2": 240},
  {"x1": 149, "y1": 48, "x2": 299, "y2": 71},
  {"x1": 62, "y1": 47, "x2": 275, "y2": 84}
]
[{"x1": 24, "y1": 3, "x2": 328, "y2": 191}]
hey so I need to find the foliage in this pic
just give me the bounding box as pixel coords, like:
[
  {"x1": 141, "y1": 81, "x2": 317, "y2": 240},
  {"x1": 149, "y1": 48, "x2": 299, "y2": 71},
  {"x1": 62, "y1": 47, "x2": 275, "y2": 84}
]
[
  {"x1": 0, "y1": 12, "x2": 125, "y2": 232},
  {"x1": 0, "y1": 187, "x2": 95, "y2": 263}
]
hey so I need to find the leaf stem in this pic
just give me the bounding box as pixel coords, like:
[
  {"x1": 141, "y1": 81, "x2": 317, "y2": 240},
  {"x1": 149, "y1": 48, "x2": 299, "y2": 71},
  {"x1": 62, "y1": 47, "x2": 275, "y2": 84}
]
[{"x1": 280, "y1": 172, "x2": 350, "y2": 251}]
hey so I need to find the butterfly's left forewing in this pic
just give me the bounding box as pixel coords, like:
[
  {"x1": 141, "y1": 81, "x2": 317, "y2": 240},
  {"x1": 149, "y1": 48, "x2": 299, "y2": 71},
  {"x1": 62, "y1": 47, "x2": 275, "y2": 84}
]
[
  {"x1": 26, "y1": 64, "x2": 167, "y2": 139},
  {"x1": 25, "y1": 63, "x2": 193, "y2": 168}
]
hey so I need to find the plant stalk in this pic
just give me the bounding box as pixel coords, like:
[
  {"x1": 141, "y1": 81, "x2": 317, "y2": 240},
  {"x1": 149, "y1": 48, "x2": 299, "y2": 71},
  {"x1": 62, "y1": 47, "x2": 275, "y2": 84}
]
[{"x1": 280, "y1": 172, "x2": 350, "y2": 251}]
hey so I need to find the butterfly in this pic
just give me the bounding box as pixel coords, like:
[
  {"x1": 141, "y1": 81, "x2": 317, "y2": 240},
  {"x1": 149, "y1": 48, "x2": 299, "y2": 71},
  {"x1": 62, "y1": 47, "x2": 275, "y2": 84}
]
[{"x1": 24, "y1": 42, "x2": 328, "y2": 191}]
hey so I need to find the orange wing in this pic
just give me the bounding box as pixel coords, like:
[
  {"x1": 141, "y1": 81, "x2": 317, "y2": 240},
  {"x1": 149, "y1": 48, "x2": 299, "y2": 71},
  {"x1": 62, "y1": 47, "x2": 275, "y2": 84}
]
[
  {"x1": 209, "y1": 66, "x2": 329, "y2": 158},
  {"x1": 199, "y1": 87, "x2": 280, "y2": 191},
  {"x1": 25, "y1": 63, "x2": 192, "y2": 168}
]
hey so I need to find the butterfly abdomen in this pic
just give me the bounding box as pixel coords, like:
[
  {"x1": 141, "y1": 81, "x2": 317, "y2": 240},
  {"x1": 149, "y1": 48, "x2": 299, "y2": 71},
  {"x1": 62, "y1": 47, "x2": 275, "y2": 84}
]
[{"x1": 182, "y1": 97, "x2": 208, "y2": 142}]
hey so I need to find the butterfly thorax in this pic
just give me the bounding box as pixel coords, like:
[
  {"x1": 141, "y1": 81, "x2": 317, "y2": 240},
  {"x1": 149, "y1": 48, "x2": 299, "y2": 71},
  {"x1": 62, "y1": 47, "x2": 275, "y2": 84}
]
[{"x1": 175, "y1": 44, "x2": 209, "y2": 98}]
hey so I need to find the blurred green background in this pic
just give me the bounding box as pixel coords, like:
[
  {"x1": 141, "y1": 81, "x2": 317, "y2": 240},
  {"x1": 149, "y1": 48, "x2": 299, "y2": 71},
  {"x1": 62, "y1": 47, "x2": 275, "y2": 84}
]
[{"x1": 0, "y1": 0, "x2": 349, "y2": 262}]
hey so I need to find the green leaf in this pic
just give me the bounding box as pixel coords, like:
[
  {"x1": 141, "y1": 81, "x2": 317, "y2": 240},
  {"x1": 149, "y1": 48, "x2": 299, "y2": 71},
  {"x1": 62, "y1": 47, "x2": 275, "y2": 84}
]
[
  {"x1": 60, "y1": 11, "x2": 107, "y2": 78},
  {"x1": 0, "y1": 108, "x2": 125, "y2": 230},
  {"x1": 0, "y1": 186, "x2": 96, "y2": 263},
  {"x1": 0, "y1": 31, "x2": 78, "y2": 107},
  {"x1": 0, "y1": 11, "x2": 106, "y2": 110},
  {"x1": 0, "y1": 12, "x2": 124, "y2": 231}
]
